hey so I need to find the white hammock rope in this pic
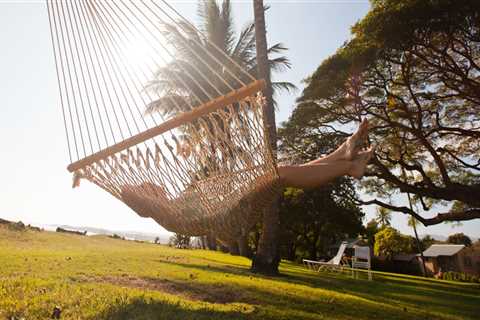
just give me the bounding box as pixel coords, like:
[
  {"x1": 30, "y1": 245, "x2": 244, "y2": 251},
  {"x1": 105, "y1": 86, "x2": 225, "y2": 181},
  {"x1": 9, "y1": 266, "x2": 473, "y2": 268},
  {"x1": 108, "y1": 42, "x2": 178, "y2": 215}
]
[{"x1": 47, "y1": 0, "x2": 281, "y2": 242}]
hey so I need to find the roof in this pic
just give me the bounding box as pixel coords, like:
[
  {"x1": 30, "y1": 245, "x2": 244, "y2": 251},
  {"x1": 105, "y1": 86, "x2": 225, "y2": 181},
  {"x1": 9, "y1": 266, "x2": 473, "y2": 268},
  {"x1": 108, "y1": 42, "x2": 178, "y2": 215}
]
[{"x1": 421, "y1": 244, "x2": 465, "y2": 257}]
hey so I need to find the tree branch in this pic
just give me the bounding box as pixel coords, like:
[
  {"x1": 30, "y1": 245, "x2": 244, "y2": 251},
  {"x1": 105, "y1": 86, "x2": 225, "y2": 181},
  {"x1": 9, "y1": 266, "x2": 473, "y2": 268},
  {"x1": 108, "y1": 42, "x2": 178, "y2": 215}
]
[
  {"x1": 436, "y1": 147, "x2": 480, "y2": 171},
  {"x1": 359, "y1": 198, "x2": 480, "y2": 226}
]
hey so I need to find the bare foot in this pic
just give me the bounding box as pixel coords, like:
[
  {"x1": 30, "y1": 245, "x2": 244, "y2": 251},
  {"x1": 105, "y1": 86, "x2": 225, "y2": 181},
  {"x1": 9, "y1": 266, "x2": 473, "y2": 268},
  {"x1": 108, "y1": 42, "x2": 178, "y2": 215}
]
[
  {"x1": 349, "y1": 146, "x2": 375, "y2": 179},
  {"x1": 321, "y1": 119, "x2": 368, "y2": 163},
  {"x1": 345, "y1": 119, "x2": 369, "y2": 160}
]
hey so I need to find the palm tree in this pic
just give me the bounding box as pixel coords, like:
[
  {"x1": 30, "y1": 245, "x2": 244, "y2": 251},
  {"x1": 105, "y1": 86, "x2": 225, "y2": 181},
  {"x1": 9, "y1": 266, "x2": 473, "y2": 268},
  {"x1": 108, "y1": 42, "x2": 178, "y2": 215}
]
[
  {"x1": 250, "y1": 0, "x2": 280, "y2": 275},
  {"x1": 401, "y1": 167, "x2": 427, "y2": 276},
  {"x1": 145, "y1": 0, "x2": 295, "y2": 117},
  {"x1": 375, "y1": 207, "x2": 392, "y2": 228},
  {"x1": 407, "y1": 206, "x2": 427, "y2": 276}
]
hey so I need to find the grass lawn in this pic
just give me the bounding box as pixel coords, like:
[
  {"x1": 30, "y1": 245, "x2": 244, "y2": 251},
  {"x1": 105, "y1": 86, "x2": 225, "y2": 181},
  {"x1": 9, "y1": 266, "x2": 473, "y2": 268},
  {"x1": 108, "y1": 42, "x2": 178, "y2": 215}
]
[{"x1": 0, "y1": 225, "x2": 478, "y2": 319}]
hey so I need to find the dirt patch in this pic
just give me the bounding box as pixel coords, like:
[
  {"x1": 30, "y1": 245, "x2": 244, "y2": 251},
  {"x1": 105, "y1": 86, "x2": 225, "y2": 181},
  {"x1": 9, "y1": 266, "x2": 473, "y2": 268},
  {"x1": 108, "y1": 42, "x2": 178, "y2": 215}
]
[{"x1": 86, "y1": 274, "x2": 259, "y2": 305}]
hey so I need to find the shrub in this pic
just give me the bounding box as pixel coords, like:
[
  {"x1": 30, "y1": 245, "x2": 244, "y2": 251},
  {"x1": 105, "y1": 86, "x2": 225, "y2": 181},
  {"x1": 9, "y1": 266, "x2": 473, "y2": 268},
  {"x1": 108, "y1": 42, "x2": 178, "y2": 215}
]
[
  {"x1": 442, "y1": 271, "x2": 479, "y2": 283},
  {"x1": 8, "y1": 221, "x2": 26, "y2": 231},
  {"x1": 169, "y1": 233, "x2": 191, "y2": 249},
  {"x1": 372, "y1": 257, "x2": 422, "y2": 276},
  {"x1": 109, "y1": 234, "x2": 125, "y2": 240},
  {"x1": 56, "y1": 227, "x2": 86, "y2": 235}
]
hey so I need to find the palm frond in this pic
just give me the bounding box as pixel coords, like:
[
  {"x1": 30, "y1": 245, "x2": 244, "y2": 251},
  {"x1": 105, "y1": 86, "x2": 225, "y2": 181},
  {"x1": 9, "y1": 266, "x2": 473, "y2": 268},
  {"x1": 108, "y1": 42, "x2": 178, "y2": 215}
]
[
  {"x1": 145, "y1": 94, "x2": 192, "y2": 116},
  {"x1": 231, "y1": 23, "x2": 256, "y2": 65},
  {"x1": 220, "y1": 0, "x2": 236, "y2": 53},
  {"x1": 267, "y1": 42, "x2": 289, "y2": 54},
  {"x1": 269, "y1": 56, "x2": 292, "y2": 72},
  {"x1": 147, "y1": 0, "x2": 294, "y2": 119},
  {"x1": 272, "y1": 81, "x2": 298, "y2": 94}
]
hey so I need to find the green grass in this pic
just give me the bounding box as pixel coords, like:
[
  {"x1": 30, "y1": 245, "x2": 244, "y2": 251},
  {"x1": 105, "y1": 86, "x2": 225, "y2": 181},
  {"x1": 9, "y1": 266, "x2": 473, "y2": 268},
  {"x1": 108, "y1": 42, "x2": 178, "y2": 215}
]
[{"x1": 0, "y1": 225, "x2": 478, "y2": 319}]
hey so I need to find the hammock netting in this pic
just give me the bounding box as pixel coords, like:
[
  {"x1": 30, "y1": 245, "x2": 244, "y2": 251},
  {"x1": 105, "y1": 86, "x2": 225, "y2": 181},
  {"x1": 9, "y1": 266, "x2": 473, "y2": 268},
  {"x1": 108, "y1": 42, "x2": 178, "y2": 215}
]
[{"x1": 47, "y1": 0, "x2": 281, "y2": 243}]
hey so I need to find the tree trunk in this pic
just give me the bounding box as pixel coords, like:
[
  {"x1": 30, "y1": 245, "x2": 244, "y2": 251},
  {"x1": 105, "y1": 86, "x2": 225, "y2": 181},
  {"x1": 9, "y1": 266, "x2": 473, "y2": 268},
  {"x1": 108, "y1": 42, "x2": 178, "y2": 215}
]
[
  {"x1": 308, "y1": 246, "x2": 317, "y2": 262},
  {"x1": 206, "y1": 233, "x2": 217, "y2": 251},
  {"x1": 251, "y1": 0, "x2": 280, "y2": 276},
  {"x1": 200, "y1": 236, "x2": 207, "y2": 249},
  {"x1": 237, "y1": 235, "x2": 251, "y2": 258},
  {"x1": 252, "y1": 227, "x2": 261, "y2": 252},
  {"x1": 228, "y1": 239, "x2": 240, "y2": 256},
  {"x1": 287, "y1": 243, "x2": 297, "y2": 261},
  {"x1": 306, "y1": 235, "x2": 318, "y2": 261}
]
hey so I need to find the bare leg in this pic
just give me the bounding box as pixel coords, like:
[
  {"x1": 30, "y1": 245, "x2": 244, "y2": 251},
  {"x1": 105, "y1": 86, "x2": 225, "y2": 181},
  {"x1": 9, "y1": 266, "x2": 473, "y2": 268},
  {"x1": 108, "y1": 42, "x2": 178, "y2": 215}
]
[
  {"x1": 303, "y1": 119, "x2": 369, "y2": 166},
  {"x1": 279, "y1": 147, "x2": 374, "y2": 189},
  {"x1": 279, "y1": 161, "x2": 352, "y2": 189}
]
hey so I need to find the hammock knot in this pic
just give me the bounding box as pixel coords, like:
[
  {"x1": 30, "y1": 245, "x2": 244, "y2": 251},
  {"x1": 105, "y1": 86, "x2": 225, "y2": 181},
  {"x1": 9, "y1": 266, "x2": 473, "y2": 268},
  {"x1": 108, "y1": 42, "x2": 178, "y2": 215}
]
[{"x1": 72, "y1": 170, "x2": 84, "y2": 188}]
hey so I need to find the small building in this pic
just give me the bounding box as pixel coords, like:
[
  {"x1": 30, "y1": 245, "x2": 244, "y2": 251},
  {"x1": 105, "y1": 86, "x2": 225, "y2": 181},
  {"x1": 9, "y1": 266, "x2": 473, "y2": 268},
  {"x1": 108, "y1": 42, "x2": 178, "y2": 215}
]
[
  {"x1": 387, "y1": 253, "x2": 422, "y2": 275},
  {"x1": 421, "y1": 244, "x2": 480, "y2": 276},
  {"x1": 460, "y1": 243, "x2": 480, "y2": 276},
  {"x1": 393, "y1": 253, "x2": 418, "y2": 263}
]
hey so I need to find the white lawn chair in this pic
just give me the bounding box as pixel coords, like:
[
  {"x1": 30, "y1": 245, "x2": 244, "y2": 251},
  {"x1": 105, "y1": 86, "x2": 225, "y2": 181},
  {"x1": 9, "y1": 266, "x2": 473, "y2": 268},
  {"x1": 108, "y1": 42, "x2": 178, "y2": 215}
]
[
  {"x1": 303, "y1": 241, "x2": 348, "y2": 272},
  {"x1": 352, "y1": 245, "x2": 372, "y2": 280}
]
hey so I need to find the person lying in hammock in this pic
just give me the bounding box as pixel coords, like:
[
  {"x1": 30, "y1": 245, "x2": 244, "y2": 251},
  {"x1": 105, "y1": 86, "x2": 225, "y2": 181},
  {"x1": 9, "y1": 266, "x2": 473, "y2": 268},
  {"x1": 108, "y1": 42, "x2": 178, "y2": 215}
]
[{"x1": 120, "y1": 119, "x2": 373, "y2": 221}]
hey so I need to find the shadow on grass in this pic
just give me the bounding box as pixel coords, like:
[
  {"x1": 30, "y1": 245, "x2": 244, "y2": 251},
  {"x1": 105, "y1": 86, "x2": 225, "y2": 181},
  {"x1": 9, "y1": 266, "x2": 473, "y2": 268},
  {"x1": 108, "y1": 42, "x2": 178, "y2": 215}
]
[
  {"x1": 93, "y1": 297, "x2": 253, "y2": 320},
  {"x1": 127, "y1": 261, "x2": 430, "y2": 319},
  {"x1": 158, "y1": 255, "x2": 251, "y2": 273},
  {"x1": 157, "y1": 258, "x2": 253, "y2": 278},
  {"x1": 96, "y1": 274, "x2": 261, "y2": 305},
  {"x1": 95, "y1": 276, "x2": 410, "y2": 320},
  {"x1": 155, "y1": 259, "x2": 480, "y2": 320},
  {"x1": 279, "y1": 265, "x2": 480, "y2": 320}
]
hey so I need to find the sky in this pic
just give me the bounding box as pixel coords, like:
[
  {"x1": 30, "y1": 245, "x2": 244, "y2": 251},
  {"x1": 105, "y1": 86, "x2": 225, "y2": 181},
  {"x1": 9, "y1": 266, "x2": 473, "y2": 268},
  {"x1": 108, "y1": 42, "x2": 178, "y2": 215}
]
[{"x1": 1, "y1": 0, "x2": 478, "y2": 239}]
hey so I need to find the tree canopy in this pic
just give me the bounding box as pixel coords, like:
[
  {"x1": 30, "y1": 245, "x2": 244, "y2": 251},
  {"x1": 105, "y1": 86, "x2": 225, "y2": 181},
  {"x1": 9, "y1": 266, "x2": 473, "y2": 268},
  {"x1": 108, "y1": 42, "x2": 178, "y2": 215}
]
[
  {"x1": 447, "y1": 232, "x2": 472, "y2": 246},
  {"x1": 375, "y1": 207, "x2": 392, "y2": 227},
  {"x1": 374, "y1": 226, "x2": 416, "y2": 259},
  {"x1": 289, "y1": 0, "x2": 480, "y2": 226}
]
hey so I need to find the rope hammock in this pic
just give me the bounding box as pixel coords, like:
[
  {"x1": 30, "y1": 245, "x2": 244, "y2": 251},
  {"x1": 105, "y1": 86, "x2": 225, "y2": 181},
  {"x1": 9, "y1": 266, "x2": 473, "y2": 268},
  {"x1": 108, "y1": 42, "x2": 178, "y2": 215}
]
[{"x1": 47, "y1": 0, "x2": 282, "y2": 243}]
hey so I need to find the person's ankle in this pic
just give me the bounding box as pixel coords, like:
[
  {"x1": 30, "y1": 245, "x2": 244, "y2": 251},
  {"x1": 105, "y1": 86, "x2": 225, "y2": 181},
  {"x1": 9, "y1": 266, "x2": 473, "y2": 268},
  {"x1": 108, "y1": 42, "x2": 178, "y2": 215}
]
[{"x1": 346, "y1": 160, "x2": 356, "y2": 178}]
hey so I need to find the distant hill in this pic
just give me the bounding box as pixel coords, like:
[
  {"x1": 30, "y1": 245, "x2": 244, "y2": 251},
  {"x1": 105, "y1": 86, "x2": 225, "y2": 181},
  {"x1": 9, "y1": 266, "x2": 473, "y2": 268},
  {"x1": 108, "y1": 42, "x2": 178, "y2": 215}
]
[
  {"x1": 39, "y1": 224, "x2": 171, "y2": 244},
  {"x1": 0, "y1": 218, "x2": 11, "y2": 225}
]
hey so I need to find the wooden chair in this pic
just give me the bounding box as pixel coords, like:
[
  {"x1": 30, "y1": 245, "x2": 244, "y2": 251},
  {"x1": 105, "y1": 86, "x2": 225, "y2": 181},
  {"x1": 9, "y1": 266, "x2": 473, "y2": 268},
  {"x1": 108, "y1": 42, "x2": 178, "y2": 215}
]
[{"x1": 352, "y1": 245, "x2": 372, "y2": 280}]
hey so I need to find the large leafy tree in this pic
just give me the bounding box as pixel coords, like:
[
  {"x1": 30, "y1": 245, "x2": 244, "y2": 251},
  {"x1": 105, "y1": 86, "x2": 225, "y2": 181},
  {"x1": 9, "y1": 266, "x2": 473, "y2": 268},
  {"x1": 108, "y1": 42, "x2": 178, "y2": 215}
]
[
  {"x1": 289, "y1": 0, "x2": 480, "y2": 226},
  {"x1": 374, "y1": 227, "x2": 416, "y2": 259},
  {"x1": 279, "y1": 185, "x2": 364, "y2": 261},
  {"x1": 146, "y1": 0, "x2": 295, "y2": 116}
]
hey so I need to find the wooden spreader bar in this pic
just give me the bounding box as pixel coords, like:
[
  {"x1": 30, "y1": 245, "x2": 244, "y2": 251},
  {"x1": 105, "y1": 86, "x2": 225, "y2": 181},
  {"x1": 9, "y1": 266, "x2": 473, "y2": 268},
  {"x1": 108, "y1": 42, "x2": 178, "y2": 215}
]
[{"x1": 67, "y1": 80, "x2": 266, "y2": 172}]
